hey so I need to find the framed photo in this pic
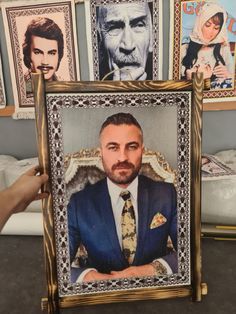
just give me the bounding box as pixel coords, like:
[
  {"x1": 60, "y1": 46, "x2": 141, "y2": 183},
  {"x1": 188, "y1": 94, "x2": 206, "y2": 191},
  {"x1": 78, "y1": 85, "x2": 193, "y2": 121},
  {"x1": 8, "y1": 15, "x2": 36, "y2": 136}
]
[
  {"x1": 1, "y1": 0, "x2": 80, "y2": 119},
  {"x1": 0, "y1": 53, "x2": 6, "y2": 109},
  {"x1": 33, "y1": 74, "x2": 205, "y2": 311},
  {"x1": 169, "y1": 0, "x2": 236, "y2": 108},
  {"x1": 84, "y1": 0, "x2": 163, "y2": 81}
]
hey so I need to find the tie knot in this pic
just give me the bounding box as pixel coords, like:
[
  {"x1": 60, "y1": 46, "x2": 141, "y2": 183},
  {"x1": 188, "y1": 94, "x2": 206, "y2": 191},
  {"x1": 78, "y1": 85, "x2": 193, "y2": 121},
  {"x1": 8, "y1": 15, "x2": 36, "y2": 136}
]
[{"x1": 120, "y1": 190, "x2": 131, "y2": 201}]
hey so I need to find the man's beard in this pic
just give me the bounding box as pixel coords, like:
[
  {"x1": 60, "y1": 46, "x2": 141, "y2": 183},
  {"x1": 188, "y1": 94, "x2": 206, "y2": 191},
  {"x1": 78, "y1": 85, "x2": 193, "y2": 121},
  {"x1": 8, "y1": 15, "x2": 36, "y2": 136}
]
[{"x1": 103, "y1": 160, "x2": 141, "y2": 186}]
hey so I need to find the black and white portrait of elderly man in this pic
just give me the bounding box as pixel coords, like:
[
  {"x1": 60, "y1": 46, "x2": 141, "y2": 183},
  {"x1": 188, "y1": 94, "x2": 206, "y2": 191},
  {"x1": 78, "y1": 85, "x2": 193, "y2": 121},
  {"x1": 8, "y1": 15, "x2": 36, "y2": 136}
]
[{"x1": 96, "y1": 2, "x2": 153, "y2": 81}]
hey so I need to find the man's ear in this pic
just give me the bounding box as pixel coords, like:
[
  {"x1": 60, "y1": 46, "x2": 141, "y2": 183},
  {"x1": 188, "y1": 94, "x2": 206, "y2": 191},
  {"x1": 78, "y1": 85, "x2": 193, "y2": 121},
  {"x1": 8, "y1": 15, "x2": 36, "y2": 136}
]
[{"x1": 98, "y1": 147, "x2": 102, "y2": 157}]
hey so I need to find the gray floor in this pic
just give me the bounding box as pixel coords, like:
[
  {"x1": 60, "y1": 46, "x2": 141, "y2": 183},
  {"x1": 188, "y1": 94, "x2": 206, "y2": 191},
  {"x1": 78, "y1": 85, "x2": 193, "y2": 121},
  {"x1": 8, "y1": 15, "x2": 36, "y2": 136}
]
[{"x1": 0, "y1": 236, "x2": 235, "y2": 314}]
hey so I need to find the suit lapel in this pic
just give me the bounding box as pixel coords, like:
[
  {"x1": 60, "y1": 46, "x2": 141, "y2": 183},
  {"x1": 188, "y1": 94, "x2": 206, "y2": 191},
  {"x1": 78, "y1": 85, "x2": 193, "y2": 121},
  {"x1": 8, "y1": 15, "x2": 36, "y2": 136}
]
[
  {"x1": 134, "y1": 176, "x2": 149, "y2": 263},
  {"x1": 97, "y1": 180, "x2": 126, "y2": 265}
]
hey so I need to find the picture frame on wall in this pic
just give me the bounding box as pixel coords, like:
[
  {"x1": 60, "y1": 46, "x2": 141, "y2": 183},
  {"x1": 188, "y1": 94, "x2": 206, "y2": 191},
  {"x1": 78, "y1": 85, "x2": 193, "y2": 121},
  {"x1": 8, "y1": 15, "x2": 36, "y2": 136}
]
[
  {"x1": 84, "y1": 0, "x2": 163, "y2": 81},
  {"x1": 0, "y1": 53, "x2": 6, "y2": 109},
  {"x1": 33, "y1": 73, "x2": 206, "y2": 312},
  {"x1": 169, "y1": 0, "x2": 236, "y2": 109},
  {"x1": 1, "y1": 0, "x2": 80, "y2": 119}
]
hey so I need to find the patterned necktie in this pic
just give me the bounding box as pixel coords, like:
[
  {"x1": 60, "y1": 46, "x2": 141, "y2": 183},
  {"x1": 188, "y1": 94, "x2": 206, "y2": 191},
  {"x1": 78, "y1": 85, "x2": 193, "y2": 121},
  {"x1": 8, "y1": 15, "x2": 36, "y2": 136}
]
[{"x1": 120, "y1": 190, "x2": 137, "y2": 264}]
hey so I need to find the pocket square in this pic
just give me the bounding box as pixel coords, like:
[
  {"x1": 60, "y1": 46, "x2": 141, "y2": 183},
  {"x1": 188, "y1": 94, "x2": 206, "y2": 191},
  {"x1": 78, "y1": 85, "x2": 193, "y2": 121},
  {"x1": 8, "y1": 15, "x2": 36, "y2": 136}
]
[{"x1": 150, "y1": 212, "x2": 167, "y2": 229}]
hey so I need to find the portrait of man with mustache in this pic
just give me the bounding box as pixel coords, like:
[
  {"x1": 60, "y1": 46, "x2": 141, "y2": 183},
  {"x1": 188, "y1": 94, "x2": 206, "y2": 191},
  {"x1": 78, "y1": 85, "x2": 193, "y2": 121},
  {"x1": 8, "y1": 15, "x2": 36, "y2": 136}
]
[
  {"x1": 67, "y1": 112, "x2": 177, "y2": 283},
  {"x1": 96, "y1": 2, "x2": 153, "y2": 80},
  {"x1": 22, "y1": 17, "x2": 64, "y2": 96}
]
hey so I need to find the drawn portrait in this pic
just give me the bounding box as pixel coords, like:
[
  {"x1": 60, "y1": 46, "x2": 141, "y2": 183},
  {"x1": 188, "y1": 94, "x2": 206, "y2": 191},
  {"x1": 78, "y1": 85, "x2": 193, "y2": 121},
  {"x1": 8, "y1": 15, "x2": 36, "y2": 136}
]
[
  {"x1": 1, "y1": 0, "x2": 79, "y2": 118},
  {"x1": 170, "y1": 0, "x2": 236, "y2": 103},
  {"x1": 84, "y1": 0, "x2": 163, "y2": 81}
]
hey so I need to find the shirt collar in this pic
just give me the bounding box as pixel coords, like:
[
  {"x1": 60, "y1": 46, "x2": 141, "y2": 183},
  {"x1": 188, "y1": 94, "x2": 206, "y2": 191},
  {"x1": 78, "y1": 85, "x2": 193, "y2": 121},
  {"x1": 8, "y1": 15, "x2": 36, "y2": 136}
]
[{"x1": 107, "y1": 176, "x2": 138, "y2": 203}]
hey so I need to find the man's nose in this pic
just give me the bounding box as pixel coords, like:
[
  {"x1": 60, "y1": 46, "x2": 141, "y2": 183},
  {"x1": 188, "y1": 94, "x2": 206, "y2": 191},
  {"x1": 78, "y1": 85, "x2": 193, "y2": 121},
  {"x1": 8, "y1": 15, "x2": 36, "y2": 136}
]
[
  {"x1": 119, "y1": 26, "x2": 135, "y2": 53},
  {"x1": 118, "y1": 148, "x2": 128, "y2": 162},
  {"x1": 41, "y1": 54, "x2": 49, "y2": 65}
]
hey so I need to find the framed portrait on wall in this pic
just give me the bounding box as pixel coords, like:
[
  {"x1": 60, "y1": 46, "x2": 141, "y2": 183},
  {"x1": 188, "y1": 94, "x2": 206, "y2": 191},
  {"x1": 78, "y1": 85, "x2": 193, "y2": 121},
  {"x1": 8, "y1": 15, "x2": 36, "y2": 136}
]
[
  {"x1": 1, "y1": 0, "x2": 80, "y2": 119},
  {"x1": 169, "y1": 0, "x2": 236, "y2": 108},
  {"x1": 0, "y1": 53, "x2": 6, "y2": 109},
  {"x1": 84, "y1": 0, "x2": 163, "y2": 81},
  {"x1": 33, "y1": 74, "x2": 206, "y2": 312}
]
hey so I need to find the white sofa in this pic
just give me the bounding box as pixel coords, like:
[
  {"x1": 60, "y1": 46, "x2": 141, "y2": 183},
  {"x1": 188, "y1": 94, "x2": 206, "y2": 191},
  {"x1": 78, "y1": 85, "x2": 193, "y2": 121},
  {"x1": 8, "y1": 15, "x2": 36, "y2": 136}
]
[{"x1": 0, "y1": 156, "x2": 43, "y2": 235}]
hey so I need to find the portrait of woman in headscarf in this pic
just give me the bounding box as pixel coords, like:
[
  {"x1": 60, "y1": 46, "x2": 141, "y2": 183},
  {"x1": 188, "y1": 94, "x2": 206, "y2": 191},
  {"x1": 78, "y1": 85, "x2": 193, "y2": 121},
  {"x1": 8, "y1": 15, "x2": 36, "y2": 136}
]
[{"x1": 181, "y1": 2, "x2": 234, "y2": 89}]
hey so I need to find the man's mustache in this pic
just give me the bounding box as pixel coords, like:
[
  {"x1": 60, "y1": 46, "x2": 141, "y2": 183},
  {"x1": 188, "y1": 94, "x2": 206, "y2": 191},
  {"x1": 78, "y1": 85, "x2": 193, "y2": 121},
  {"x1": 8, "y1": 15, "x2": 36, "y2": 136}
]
[
  {"x1": 113, "y1": 53, "x2": 142, "y2": 68},
  {"x1": 37, "y1": 65, "x2": 54, "y2": 71},
  {"x1": 112, "y1": 161, "x2": 135, "y2": 171}
]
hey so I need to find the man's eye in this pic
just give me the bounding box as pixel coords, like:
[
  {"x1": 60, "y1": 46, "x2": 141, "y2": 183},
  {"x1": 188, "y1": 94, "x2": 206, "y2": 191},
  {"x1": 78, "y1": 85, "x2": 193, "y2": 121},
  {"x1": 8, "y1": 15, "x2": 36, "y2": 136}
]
[
  {"x1": 108, "y1": 25, "x2": 121, "y2": 32},
  {"x1": 128, "y1": 145, "x2": 138, "y2": 150},
  {"x1": 132, "y1": 20, "x2": 147, "y2": 32},
  {"x1": 105, "y1": 22, "x2": 124, "y2": 36},
  {"x1": 48, "y1": 51, "x2": 57, "y2": 56},
  {"x1": 107, "y1": 146, "x2": 118, "y2": 151},
  {"x1": 33, "y1": 50, "x2": 41, "y2": 55},
  {"x1": 134, "y1": 21, "x2": 145, "y2": 28}
]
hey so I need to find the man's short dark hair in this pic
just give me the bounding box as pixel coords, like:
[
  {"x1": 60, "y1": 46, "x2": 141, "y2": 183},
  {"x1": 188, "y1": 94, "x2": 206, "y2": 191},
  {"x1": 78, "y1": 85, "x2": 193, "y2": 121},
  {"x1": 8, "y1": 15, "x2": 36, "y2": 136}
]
[
  {"x1": 100, "y1": 112, "x2": 143, "y2": 135},
  {"x1": 23, "y1": 17, "x2": 64, "y2": 70}
]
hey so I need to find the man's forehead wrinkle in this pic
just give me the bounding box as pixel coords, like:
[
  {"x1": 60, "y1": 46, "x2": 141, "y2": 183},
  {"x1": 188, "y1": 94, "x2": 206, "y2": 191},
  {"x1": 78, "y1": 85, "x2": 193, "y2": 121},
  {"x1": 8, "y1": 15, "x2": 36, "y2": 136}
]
[
  {"x1": 100, "y1": 132, "x2": 143, "y2": 146},
  {"x1": 102, "y1": 3, "x2": 149, "y2": 22}
]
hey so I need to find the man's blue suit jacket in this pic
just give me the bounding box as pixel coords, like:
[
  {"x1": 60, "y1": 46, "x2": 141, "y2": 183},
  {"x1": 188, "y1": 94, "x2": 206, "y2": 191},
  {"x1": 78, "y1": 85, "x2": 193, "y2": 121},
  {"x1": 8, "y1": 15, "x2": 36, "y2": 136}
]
[{"x1": 67, "y1": 175, "x2": 177, "y2": 282}]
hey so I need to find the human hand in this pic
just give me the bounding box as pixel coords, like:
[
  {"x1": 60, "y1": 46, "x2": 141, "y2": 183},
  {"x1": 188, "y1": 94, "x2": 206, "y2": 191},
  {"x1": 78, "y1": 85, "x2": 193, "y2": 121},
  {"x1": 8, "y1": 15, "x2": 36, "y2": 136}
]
[
  {"x1": 213, "y1": 64, "x2": 231, "y2": 79},
  {"x1": 185, "y1": 67, "x2": 197, "y2": 80},
  {"x1": 83, "y1": 270, "x2": 115, "y2": 282},
  {"x1": 83, "y1": 264, "x2": 160, "y2": 282},
  {"x1": 112, "y1": 62, "x2": 147, "y2": 81},
  {"x1": 197, "y1": 64, "x2": 213, "y2": 79},
  {"x1": 8, "y1": 166, "x2": 48, "y2": 214},
  {"x1": 110, "y1": 264, "x2": 155, "y2": 279}
]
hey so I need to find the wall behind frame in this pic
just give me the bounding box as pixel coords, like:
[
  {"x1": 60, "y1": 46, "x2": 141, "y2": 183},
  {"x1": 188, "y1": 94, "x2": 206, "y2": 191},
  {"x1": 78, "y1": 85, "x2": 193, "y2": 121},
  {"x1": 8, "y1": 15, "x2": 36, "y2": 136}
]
[{"x1": 0, "y1": 0, "x2": 236, "y2": 161}]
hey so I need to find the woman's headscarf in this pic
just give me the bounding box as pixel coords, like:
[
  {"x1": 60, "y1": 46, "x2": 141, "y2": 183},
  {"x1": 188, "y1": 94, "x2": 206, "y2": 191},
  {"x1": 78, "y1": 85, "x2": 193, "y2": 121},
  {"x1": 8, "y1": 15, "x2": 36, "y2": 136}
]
[{"x1": 190, "y1": 2, "x2": 228, "y2": 46}]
